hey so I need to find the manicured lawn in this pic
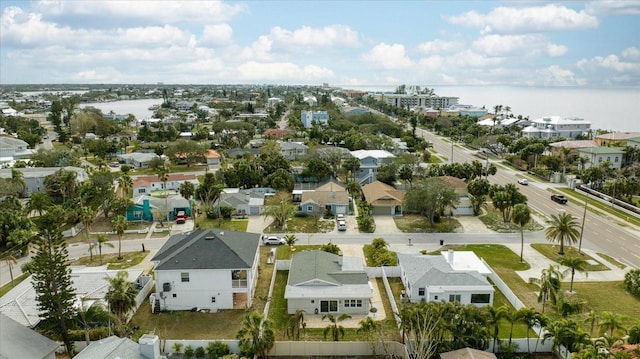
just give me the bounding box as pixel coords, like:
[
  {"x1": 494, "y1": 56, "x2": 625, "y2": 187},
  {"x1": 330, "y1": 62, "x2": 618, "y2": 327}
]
[
  {"x1": 597, "y1": 252, "x2": 626, "y2": 269},
  {"x1": 394, "y1": 214, "x2": 461, "y2": 233},
  {"x1": 197, "y1": 217, "x2": 248, "y2": 231},
  {"x1": 530, "y1": 244, "x2": 609, "y2": 271},
  {"x1": 0, "y1": 272, "x2": 29, "y2": 297},
  {"x1": 70, "y1": 251, "x2": 149, "y2": 270},
  {"x1": 479, "y1": 206, "x2": 543, "y2": 233}
]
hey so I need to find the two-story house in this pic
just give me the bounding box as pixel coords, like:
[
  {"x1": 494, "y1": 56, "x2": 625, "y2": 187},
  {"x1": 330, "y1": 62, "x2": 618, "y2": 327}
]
[
  {"x1": 577, "y1": 147, "x2": 625, "y2": 170},
  {"x1": 350, "y1": 150, "x2": 396, "y2": 185},
  {"x1": 301, "y1": 111, "x2": 329, "y2": 128},
  {"x1": 151, "y1": 229, "x2": 260, "y2": 312}
]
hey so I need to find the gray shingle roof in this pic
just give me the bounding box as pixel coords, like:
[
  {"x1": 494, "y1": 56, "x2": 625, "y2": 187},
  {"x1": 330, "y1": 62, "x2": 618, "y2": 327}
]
[
  {"x1": 74, "y1": 336, "x2": 144, "y2": 359},
  {"x1": 397, "y1": 253, "x2": 491, "y2": 288},
  {"x1": 0, "y1": 313, "x2": 58, "y2": 359},
  {"x1": 152, "y1": 229, "x2": 259, "y2": 271},
  {"x1": 287, "y1": 250, "x2": 368, "y2": 286}
]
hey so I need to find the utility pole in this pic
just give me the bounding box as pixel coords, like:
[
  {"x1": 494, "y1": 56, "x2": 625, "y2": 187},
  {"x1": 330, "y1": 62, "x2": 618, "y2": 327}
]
[
  {"x1": 578, "y1": 190, "x2": 588, "y2": 255},
  {"x1": 485, "y1": 152, "x2": 490, "y2": 180},
  {"x1": 451, "y1": 137, "x2": 454, "y2": 164}
]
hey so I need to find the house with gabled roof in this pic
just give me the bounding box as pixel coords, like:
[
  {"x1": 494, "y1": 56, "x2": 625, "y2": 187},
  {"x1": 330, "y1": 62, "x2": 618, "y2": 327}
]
[
  {"x1": 126, "y1": 195, "x2": 191, "y2": 222},
  {"x1": 299, "y1": 179, "x2": 349, "y2": 216},
  {"x1": 397, "y1": 251, "x2": 494, "y2": 306},
  {"x1": 439, "y1": 176, "x2": 473, "y2": 216},
  {"x1": 361, "y1": 180, "x2": 405, "y2": 215},
  {"x1": 151, "y1": 229, "x2": 260, "y2": 311},
  {"x1": 284, "y1": 250, "x2": 372, "y2": 315},
  {"x1": 132, "y1": 173, "x2": 198, "y2": 196},
  {"x1": 0, "y1": 313, "x2": 58, "y2": 359},
  {"x1": 214, "y1": 189, "x2": 265, "y2": 216},
  {"x1": 116, "y1": 152, "x2": 159, "y2": 168}
]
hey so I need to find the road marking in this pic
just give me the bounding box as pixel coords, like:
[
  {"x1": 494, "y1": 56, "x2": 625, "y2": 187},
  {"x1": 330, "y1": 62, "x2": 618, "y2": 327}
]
[{"x1": 634, "y1": 253, "x2": 640, "y2": 260}]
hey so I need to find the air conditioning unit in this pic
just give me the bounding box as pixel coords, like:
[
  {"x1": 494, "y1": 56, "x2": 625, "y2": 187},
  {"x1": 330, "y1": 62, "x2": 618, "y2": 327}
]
[{"x1": 163, "y1": 282, "x2": 171, "y2": 292}]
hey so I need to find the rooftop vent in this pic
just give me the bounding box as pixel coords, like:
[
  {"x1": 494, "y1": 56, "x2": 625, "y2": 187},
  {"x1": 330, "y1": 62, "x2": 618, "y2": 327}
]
[{"x1": 205, "y1": 236, "x2": 215, "y2": 240}]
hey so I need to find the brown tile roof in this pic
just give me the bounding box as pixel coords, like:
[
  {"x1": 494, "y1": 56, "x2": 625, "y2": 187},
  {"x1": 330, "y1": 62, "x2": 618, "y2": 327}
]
[
  {"x1": 362, "y1": 181, "x2": 405, "y2": 206},
  {"x1": 205, "y1": 149, "x2": 221, "y2": 159},
  {"x1": 549, "y1": 140, "x2": 598, "y2": 148},
  {"x1": 439, "y1": 176, "x2": 467, "y2": 190},
  {"x1": 596, "y1": 132, "x2": 640, "y2": 140}
]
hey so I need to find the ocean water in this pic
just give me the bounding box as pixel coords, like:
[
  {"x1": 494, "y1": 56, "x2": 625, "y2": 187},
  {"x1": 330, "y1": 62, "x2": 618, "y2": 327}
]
[
  {"x1": 351, "y1": 85, "x2": 639, "y2": 133},
  {"x1": 78, "y1": 86, "x2": 639, "y2": 132}
]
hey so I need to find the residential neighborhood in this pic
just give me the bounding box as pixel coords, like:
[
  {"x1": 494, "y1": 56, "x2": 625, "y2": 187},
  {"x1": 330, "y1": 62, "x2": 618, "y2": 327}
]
[{"x1": 0, "y1": 83, "x2": 638, "y2": 359}]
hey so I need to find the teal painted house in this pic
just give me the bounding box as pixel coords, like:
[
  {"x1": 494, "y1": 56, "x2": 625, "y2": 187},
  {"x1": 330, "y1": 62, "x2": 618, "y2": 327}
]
[{"x1": 127, "y1": 195, "x2": 192, "y2": 222}]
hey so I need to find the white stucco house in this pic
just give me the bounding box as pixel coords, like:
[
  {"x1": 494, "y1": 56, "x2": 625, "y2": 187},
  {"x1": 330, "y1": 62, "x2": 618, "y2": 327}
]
[
  {"x1": 150, "y1": 229, "x2": 260, "y2": 312},
  {"x1": 284, "y1": 250, "x2": 373, "y2": 315},
  {"x1": 397, "y1": 251, "x2": 494, "y2": 306}
]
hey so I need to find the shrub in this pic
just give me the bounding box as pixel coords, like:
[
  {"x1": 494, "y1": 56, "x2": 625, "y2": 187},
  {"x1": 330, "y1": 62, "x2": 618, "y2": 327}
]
[
  {"x1": 371, "y1": 238, "x2": 388, "y2": 250},
  {"x1": 357, "y1": 215, "x2": 375, "y2": 233},
  {"x1": 624, "y1": 269, "x2": 640, "y2": 297},
  {"x1": 68, "y1": 327, "x2": 110, "y2": 341},
  {"x1": 184, "y1": 345, "x2": 195, "y2": 358},
  {"x1": 206, "y1": 341, "x2": 231, "y2": 359},
  {"x1": 195, "y1": 346, "x2": 206, "y2": 358},
  {"x1": 320, "y1": 243, "x2": 340, "y2": 255}
]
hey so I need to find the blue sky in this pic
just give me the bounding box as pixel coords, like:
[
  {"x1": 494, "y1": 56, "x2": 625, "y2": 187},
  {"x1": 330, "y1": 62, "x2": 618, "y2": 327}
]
[{"x1": 1, "y1": 0, "x2": 639, "y2": 87}]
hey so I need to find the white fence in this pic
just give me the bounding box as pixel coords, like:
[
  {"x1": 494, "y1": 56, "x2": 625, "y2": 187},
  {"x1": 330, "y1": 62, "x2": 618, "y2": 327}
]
[{"x1": 483, "y1": 260, "x2": 526, "y2": 310}]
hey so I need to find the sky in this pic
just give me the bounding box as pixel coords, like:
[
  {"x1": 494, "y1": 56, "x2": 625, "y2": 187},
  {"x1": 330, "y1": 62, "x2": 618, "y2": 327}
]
[{"x1": 1, "y1": 0, "x2": 639, "y2": 88}]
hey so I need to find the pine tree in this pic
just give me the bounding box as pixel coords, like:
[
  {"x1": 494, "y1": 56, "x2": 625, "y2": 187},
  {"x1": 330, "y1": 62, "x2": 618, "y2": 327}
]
[{"x1": 31, "y1": 207, "x2": 77, "y2": 355}]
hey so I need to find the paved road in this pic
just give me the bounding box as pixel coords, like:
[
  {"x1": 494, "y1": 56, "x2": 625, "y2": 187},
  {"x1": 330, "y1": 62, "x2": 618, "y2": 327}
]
[{"x1": 416, "y1": 127, "x2": 640, "y2": 268}]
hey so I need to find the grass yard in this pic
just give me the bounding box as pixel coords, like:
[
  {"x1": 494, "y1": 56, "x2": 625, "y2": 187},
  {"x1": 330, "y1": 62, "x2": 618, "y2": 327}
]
[
  {"x1": 596, "y1": 252, "x2": 626, "y2": 269},
  {"x1": 479, "y1": 206, "x2": 544, "y2": 233},
  {"x1": 394, "y1": 214, "x2": 461, "y2": 233},
  {"x1": 70, "y1": 251, "x2": 149, "y2": 270},
  {"x1": 0, "y1": 272, "x2": 29, "y2": 297},
  {"x1": 130, "y1": 246, "x2": 277, "y2": 340},
  {"x1": 197, "y1": 217, "x2": 248, "y2": 231},
  {"x1": 530, "y1": 244, "x2": 609, "y2": 271},
  {"x1": 556, "y1": 188, "x2": 640, "y2": 227},
  {"x1": 267, "y1": 216, "x2": 334, "y2": 233}
]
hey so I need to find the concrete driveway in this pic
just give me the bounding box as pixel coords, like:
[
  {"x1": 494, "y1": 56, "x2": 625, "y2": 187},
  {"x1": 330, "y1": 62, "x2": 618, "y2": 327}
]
[{"x1": 373, "y1": 215, "x2": 401, "y2": 233}]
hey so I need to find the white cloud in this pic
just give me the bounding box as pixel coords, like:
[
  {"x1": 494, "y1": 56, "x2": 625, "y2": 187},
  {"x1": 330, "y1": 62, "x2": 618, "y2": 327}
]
[
  {"x1": 417, "y1": 39, "x2": 463, "y2": 54},
  {"x1": 578, "y1": 54, "x2": 640, "y2": 73},
  {"x1": 546, "y1": 43, "x2": 568, "y2": 57},
  {"x1": 361, "y1": 43, "x2": 413, "y2": 70},
  {"x1": 236, "y1": 61, "x2": 334, "y2": 82},
  {"x1": 446, "y1": 4, "x2": 599, "y2": 34},
  {"x1": 536, "y1": 65, "x2": 583, "y2": 86},
  {"x1": 585, "y1": 0, "x2": 640, "y2": 16},
  {"x1": 269, "y1": 25, "x2": 359, "y2": 49},
  {"x1": 33, "y1": 0, "x2": 247, "y2": 25},
  {"x1": 200, "y1": 24, "x2": 233, "y2": 46},
  {"x1": 622, "y1": 47, "x2": 640, "y2": 60}
]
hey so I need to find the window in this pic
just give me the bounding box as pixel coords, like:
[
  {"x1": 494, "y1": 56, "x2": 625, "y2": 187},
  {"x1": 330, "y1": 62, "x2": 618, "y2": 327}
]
[
  {"x1": 211, "y1": 297, "x2": 216, "y2": 303},
  {"x1": 344, "y1": 300, "x2": 363, "y2": 308},
  {"x1": 181, "y1": 272, "x2": 190, "y2": 282},
  {"x1": 172, "y1": 293, "x2": 177, "y2": 298},
  {"x1": 471, "y1": 294, "x2": 491, "y2": 304},
  {"x1": 449, "y1": 294, "x2": 461, "y2": 303},
  {"x1": 418, "y1": 288, "x2": 425, "y2": 296},
  {"x1": 320, "y1": 300, "x2": 338, "y2": 312},
  {"x1": 434, "y1": 296, "x2": 438, "y2": 300},
  {"x1": 615, "y1": 156, "x2": 619, "y2": 163},
  {"x1": 307, "y1": 206, "x2": 313, "y2": 212},
  {"x1": 607, "y1": 157, "x2": 611, "y2": 162},
  {"x1": 138, "y1": 188, "x2": 146, "y2": 194}
]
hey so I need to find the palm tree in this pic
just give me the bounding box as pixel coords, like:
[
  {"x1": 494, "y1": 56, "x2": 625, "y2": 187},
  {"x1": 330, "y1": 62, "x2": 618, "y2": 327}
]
[
  {"x1": 503, "y1": 307, "x2": 525, "y2": 347},
  {"x1": 560, "y1": 256, "x2": 588, "y2": 293},
  {"x1": 578, "y1": 156, "x2": 589, "y2": 177},
  {"x1": 520, "y1": 308, "x2": 547, "y2": 354},
  {"x1": 543, "y1": 319, "x2": 591, "y2": 352},
  {"x1": 104, "y1": 271, "x2": 137, "y2": 333},
  {"x1": 545, "y1": 212, "x2": 581, "y2": 255},
  {"x1": 512, "y1": 203, "x2": 531, "y2": 263},
  {"x1": 96, "y1": 234, "x2": 114, "y2": 265},
  {"x1": 599, "y1": 311, "x2": 628, "y2": 337},
  {"x1": 322, "y1": 313, "x2": 352, "y2": 341},
  {"x1": 80, "y1": 206, "x2": 95, "y2": 261},
  {"x1": 27, "y1": 192, "x2": 52, "y2": 216},
  {"x1": 530, "y1": 264, "x2": 569, "y2": 313},
  {"x1": 4, "y1": 255, "x2": 18, "y2": 287},
  {"x1": 76, "y1": 301, "x2": 113, "y2": 346},
  {"x1": 284, "y1": 234, "x2": 297, "y2": 251},
  {"x1": 236, "y1": 312, "x2": 275, "y2": 359},
  {"x1": 357, "y1": 316, "x2": 381, "y2": 355},
  {"x1": 585, "y1": 310, "x2": 599, "y2": 337},
  {"x1": 561, "y1": 147, "x2": 572, "y2": 179},
  {"x1": 118, "y1": 174, "x2": 133, "y2": 199},
  {"x1": 111, "y1": 215, "x2": 128, "y2": 260},
  {"x1": 156, "y1": 166, "x2": 170, "y2": 222},
  {"x1": 172, "y1": 342, "x2": 183, "y2": 354},
  {"x1": 286, "y1": 309, "x2": 306, "y2": 340},
  {"x1": 485, "y1": 305, "x2": 507, "y2": 353}
]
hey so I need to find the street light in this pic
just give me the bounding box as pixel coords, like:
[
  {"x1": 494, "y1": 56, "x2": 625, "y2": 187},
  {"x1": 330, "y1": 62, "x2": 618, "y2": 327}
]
[{"x1": 451, "y1": 137, "x2": 454, "y2": 164}]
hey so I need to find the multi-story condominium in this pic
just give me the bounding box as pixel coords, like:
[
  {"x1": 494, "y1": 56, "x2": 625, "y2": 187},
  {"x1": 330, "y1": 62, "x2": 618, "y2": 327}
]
[
  {"x1": 521, "y1": 116, "x2": 591, "y2": 139},
  {"x1": 301, "y1": 111, "x2": 329, "y2": 128},
  {"x1": 381, "y1": 93, "x2": 459, "y2": 109}
]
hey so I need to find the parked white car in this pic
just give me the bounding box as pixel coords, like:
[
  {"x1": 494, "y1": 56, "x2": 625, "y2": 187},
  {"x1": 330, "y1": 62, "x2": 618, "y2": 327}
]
[
  {"x1": 262, "y1": 236, "x2": 285, "y2": 245},
  {"x1": 337, "y1": 220, "x2": 347, "y2": 231}
]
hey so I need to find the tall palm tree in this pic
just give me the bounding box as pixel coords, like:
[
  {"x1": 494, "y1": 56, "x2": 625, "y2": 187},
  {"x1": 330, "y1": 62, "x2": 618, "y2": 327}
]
[
  {"x1": 236, "y1": 312, "x2": 275, "y2": 359},
  {"x1": 485, "y1": 305, "x2": 507, "y2": 353},
  {"x1": 503, "y1": 307, "x2": 525, "y2": 347},
  {"x1": 530, "y1": 264, "x2": 569, "y2": 313},
  {"x1": 560, "y1": 256, "x2": 588, "y2": 293},
  {"x1": 545, "y1": 212, "x2": 581, "y2": 255},
  {"x1": 96, "y1": 234, "x2": 114, "y2": 265},
  {"x1": 111, "y1": 215, "x2": 128, "y2": 260},
  {"x1": 512, "y1": 203, "x2": 531, "y2": 263},
  {"x1": 156, "y1": 165, "x2": 170, "y2": 222},
  {"x1": 520, "y1": 307, "x2": 547, "y2": 354},
  {"x1": 104, "y1": 271, "x2": 137, "y2": 333},
  {"x1": 598, "y1": 311, "x2": 628, "y2": 337},
  {"x1": 118, "y1": 174, "x2": 133, "y2": 199},
  {"x1": 4, "y1": 255, "x2": 18, "y2": 287},
  {"x1": 322, "y1": 313, "x2": 352, "y2": 341},
  {"x1": 27, "y1": 192, "x2": 52, "y2": 216}
]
